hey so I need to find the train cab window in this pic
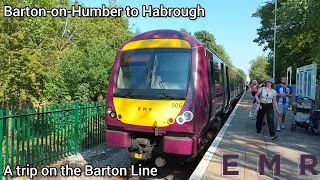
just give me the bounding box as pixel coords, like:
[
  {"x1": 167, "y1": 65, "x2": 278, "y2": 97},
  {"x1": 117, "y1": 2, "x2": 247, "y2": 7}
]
[
  {"x1": 116, "y1": 54, "x2": 150, "y2": 89},
  {"x1": 115, "y1": 48, "x2": 191, "y2": 98},
  {"x1": 151, "y1": 52, "x2": 190, "y2": 90}
]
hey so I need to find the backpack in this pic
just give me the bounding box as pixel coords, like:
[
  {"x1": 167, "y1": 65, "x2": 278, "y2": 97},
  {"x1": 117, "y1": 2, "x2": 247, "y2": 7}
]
[{"x1": 248, "y1": 101, "x2": 260, "y2": 120}]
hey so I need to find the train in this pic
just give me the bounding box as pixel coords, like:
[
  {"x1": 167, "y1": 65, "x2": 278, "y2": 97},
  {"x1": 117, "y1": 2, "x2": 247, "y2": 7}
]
[{"x1": 105, "y1": 29, "x2": 246, "y2": 167}]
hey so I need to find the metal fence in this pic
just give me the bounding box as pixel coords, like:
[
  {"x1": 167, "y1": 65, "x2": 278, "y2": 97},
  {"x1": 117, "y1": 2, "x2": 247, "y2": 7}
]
[{"x1": 0, "y1": 101, "x2": 106, "y2": 177}]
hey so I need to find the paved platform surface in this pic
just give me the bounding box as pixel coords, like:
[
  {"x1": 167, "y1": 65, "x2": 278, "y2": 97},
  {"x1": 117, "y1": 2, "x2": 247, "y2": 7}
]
[{"x1": 190, "y1": 91, "x2": 320, "y2": 180}]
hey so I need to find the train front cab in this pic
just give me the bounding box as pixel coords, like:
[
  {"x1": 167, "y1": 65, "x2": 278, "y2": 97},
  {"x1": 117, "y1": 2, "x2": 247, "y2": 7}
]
[
  {"x1": 105, "y1": 36, "x2": 213, "y2": 165},
  {"x1": 105, "y1": 30, "x2": 243, "y2": 166}
]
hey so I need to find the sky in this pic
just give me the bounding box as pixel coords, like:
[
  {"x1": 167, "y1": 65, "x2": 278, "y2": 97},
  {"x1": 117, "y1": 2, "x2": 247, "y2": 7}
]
[{"x1": 80, "y1": 0, "x2": 271, "y2": 81}]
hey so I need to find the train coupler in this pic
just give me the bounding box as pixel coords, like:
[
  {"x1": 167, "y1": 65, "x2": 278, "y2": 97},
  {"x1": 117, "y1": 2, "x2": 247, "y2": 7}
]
[
  {"x1": 130, "y1": 138, "x2": 154, "y2": 160},
  {"x1": 153, "y1": 121, "x2": 162, "y2": 136}
]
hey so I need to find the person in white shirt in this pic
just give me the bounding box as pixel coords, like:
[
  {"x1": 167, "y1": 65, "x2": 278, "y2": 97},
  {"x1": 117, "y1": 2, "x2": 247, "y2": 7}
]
[{"x1": 255, "y1": 77, "x2": 281, "y2": 140}]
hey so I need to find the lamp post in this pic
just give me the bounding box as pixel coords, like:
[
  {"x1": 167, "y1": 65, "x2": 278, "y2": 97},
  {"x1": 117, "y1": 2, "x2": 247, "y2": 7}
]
[{"x1": 273, "y1": 0, "x2": 277, "y2": 81}]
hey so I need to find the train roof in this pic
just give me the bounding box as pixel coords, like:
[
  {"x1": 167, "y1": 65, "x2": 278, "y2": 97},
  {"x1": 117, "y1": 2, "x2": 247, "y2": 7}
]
[
  {"x1": 118, "y1": 29, "x2": 230, "y2": 67},
  {"x1": 119, "y1": 29, "x2": 204, "y2": 50}
]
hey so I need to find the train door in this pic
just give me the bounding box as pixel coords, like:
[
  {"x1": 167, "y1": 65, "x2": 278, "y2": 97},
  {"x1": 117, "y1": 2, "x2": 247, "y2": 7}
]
[
  {"x1": 213, "y1": 55, "x2": 223, "y2": 114},
  {"x1": 225, "y1": 66, "x2": 231, "y2": 108},
  {"x1": 206, "y1": 49, "x2": 215, "y2": 121},
  {"x1": 210, "y1": 60, "x2": 215, "y2": 119},
  {"x1": 220, "y1": 63, "x2": 227, "y2": 110}
]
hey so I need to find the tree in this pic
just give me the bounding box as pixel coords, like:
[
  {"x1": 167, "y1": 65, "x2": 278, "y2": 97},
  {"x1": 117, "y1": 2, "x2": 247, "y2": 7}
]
[
  {"x1": 237, "y1": 68, "x2": 246, "y2": 81},
  {"x1": 0, "y1": 0, "x2": 68, "y2": 106},
  {"x1": 0, "y1": 0, "x2": 133, "y2": 106},
  {"x1": 180, "y1": 28, "x2": 192, "y2": 35},
  {"x1": 56, "y1": 1, "x2": 133, "y2": 103},
  {"x1": 252, "y1": 0, "x2": 320, "y2": 83},
  {"x1": 194, "y1": 30, "x2": 233, "y2": 67},
  {"x1": 249, "y1": 56, "x2": 269, "y2": 83},
  {"x1": 134, "y1": 27, "x2": 142, "y2": 35}
]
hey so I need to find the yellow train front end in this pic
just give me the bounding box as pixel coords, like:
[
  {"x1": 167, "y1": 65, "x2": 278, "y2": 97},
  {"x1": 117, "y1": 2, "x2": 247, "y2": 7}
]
[{"x1": 113, "y1": 97, "x2": 186, "y2": 127}]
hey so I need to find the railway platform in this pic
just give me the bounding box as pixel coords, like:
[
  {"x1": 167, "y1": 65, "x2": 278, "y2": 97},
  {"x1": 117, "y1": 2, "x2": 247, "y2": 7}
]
[{"x1": 190, "y1": 91, "x2": 320, "y2": 180}]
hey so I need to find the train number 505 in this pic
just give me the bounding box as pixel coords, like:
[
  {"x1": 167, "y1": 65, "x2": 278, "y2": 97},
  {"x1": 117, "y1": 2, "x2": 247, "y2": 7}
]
[{"x1": 171, "y1": 103, "x2": 182, "y2": 108}]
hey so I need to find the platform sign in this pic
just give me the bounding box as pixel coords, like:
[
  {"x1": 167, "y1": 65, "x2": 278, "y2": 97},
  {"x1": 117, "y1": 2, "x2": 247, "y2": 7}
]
[
  {"x1": 287, "y1": 66, "x2": 292, "y2": 86},
  {"x1": 296, "y1": 64, "x2": 317, "y2": 100}
]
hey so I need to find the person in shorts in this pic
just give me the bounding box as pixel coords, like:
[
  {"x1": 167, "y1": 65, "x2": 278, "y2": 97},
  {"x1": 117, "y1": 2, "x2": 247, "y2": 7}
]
[{"x1": 275, "y1": 77, "x2": 293, "y2": 131}]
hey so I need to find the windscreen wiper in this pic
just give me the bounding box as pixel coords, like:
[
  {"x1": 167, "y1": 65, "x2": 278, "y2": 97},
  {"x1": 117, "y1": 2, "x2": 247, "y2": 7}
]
[
  {"x1": 122, "y1": 69, "x2": 147, "y2": 97},
  {"x1": 150, "y1": 70, "x2": 173, "y2": 99}
]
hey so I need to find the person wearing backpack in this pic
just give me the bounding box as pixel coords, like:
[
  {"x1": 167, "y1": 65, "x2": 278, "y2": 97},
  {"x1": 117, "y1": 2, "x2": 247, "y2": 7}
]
[{"x1": 255, "y1": 77, "x2": 281, "y2": 140}]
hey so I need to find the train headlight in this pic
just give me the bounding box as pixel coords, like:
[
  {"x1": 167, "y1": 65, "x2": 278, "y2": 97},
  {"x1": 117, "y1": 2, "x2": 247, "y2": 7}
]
[
  {"x1": 176, "y1": 116, "x2": 185, "y2": 125},
  {"x1": 110, "y1": 112, "x2": 116, "y2": 118},
  {"x1": 183, "y1": 111, "x2": 194, "y2": 122},
  {"x1": 107, "y1": 107, "x2": 112, "y2": 115}
]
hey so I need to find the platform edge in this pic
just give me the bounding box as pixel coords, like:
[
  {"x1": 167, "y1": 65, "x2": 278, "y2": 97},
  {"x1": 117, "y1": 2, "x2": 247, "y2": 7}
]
[{"x1": 189, "y1": 92, "x2": 246, "y2": 180}]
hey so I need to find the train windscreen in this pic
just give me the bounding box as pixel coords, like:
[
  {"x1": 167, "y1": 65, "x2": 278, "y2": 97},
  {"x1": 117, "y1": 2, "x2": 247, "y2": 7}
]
[{"x1": 114, "y1": 48, "x2": 191, "y2": 99}]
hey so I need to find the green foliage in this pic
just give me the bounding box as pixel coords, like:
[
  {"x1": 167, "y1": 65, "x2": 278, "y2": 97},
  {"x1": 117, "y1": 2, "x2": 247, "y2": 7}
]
[
  {"x1": 249, "y1": 56, "x2": 269, "y2": 83},
  {"x1": 1, "y1": 0, "x2": 249, "y2": 106},
  {"x1": 0, "y1": 0, "x2": 133, "y2": 106},
  {"x1": 237, "y1": 68, "x2": 246, "y2": 81},
  {"x1": 180, "y1": 28, "x2": 192, "y2": 35},
  {"x1": 60, "y1": 40, "x2": 116, "y2": 102},
  {"x1": 0, "y1": 0, "x2": 66, "y2": 106},
  {"x1": 193, "y1": 30, "x2": 233, "y2": 67},
  {"x1": 252, "y1": 0, "x2": 320, "y2": 83},
  {"x1": 134, "y1": 27, "x2": 142, "y2": 35}
]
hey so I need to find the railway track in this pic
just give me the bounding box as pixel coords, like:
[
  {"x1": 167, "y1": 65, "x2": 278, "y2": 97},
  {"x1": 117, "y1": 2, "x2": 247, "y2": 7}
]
[
  {"x1": 127, "y1": 155, "x2": 202, "y2": 180},
  {"x1": 115, "y1": 95, "x2": 241, "y2": 180}
]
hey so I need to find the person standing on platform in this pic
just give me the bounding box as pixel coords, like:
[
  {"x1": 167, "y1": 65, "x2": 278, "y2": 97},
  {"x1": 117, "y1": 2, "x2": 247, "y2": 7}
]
[
  {"x1": 250, "y1": 80, "x2": 259, "y2": 102},
  {"x1": 258, "y1": 81, "x2": 267, "y2": 127},
  {"x1": 275, "y1": 77, "x2": 293, "y2": 131},
  {"x1": 255, "y1": 77, "x2": 281, "y2": 140},
  {"x1": 248, "y1": 80, "x2": 260, "y2": 119}
]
